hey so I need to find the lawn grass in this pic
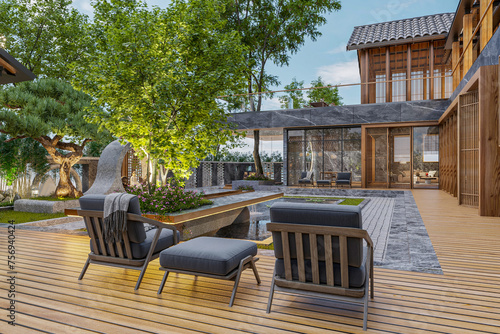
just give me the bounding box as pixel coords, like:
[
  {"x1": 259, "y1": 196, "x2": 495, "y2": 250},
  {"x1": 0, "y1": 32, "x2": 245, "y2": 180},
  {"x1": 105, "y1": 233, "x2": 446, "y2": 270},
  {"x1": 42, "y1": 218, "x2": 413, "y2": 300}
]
[
  {"x1": 30, "y1": 196, "x2": 79, "y2": 201},
  {"x1": 283, "y1": 196, "x2": 364, "y2": 206},
  {"x1": 0, "y1": 211, "x2": 66, "y2": 224},
  {"x1": 0, "y1": 201, "x2": 14, "y2": 207},
  {"x1": 257, "y1": 243, "x2": 274, "y2": 250}
]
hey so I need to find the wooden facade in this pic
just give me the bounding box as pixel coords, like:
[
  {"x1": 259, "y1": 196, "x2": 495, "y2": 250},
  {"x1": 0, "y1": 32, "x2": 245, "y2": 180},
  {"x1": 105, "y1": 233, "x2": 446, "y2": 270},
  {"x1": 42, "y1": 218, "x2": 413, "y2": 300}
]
[
  {"x1": 439, "y1": 111, "x2": 458, "y2": 196},
  {"x1": 439, "y1": 64, "x2": 500, "y2": 216},
  {"x1": 359, "y1": 40, "x2": 452, "y2": 104},
  {"x1": 449, "y1": 0, "x2": 499, "y2": 91}
]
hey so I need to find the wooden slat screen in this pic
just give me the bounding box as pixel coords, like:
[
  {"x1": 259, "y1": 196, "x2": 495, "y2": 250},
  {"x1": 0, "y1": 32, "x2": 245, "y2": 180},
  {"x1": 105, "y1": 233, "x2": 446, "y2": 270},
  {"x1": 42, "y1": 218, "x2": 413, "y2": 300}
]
[
  {"x1": 439, "y1": 110, "x2": 458, "y2": 196},
  {"x1": 459, "y1": 91, "x2": 480, "y2": 207}
]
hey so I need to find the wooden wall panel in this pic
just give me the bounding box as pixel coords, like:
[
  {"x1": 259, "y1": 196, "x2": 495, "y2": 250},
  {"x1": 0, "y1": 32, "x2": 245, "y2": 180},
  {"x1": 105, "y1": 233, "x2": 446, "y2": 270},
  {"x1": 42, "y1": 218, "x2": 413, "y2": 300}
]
[
  {"x1": 439, "y1": 111, "x2": 458, "y2": 197},
  {"x1": 463, "y1": 14, "x2": 474, "y2": 76},
  {"x1": 459, "y1": 91, "x2": 479, "y2": 208},
  {"x1": 452, "y1": 41, "x2": 461, "y2": 91},
  {"x1": 480, "y1": 0, "x2": 493, "y2": 52},
  {"x1": 478, "y1": 65, "x2": 500, "y2": 216}
]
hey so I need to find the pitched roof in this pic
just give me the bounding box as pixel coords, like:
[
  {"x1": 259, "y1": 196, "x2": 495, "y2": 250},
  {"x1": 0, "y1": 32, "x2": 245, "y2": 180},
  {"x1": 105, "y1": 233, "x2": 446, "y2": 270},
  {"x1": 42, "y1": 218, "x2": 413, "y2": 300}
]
[
  {"x1": 0, "y1": 48, "x2": 36, "y2": 85},
  {"x1": 347, "y1": 13, "x2": 455, "y2": 50}
]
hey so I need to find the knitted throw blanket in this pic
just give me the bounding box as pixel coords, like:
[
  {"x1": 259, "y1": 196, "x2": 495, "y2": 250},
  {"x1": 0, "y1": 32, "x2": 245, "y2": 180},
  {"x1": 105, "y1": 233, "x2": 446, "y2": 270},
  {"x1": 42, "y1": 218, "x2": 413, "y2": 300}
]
[{"x1": 103, "y1": 193, "x2": 136, "y2": 243}]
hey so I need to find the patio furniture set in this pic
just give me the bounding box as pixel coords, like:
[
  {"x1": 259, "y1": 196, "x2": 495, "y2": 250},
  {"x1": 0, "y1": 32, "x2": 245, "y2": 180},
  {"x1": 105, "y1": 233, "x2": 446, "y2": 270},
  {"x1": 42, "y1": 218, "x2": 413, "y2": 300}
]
[
  {"x1": 77, "y1": 194, "x2": 374, "y2": 330},
  {"x1": 299, "y1": 171, "x2": 352, "y2": 188}
]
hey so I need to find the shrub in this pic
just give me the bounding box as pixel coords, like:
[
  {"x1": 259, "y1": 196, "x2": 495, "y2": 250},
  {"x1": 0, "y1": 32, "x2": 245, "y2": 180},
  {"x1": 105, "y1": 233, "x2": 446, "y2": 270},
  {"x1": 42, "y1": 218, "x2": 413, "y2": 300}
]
[
  {"x1": 244, "y1": 174, "x2": 272, "y2": 181},
  {"x1": 125, "y1": 183, "x2": 212, "y2": 215},
  {"x1": 237, "y1": 185, "x2": 254, "y2": 191}
]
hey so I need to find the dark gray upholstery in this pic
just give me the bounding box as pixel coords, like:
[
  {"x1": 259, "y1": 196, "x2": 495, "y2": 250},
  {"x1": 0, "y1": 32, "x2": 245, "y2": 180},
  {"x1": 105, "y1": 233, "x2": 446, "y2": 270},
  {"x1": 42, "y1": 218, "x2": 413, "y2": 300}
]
[
  {"x1": 159, "y1": 237, "x2": 257, "y2": 276},
  {"x1": 90, "y1": 228, "x2": 180, "y2": 260},
  {"x1": 298, "y1": 171, "x2": 313, "y2": 185},
  {"x1": 270, "y1": 202, "x2": 363, "y2": 267},
  {"x1": 79, "y1": 194, "x2": 146, "y2": 243},
  {"x1": 275, "y1": 250, "x2": 367, "y2": 288},
  {"x1": 336, "y1": 172, "x2": 352, "y2": 187}
]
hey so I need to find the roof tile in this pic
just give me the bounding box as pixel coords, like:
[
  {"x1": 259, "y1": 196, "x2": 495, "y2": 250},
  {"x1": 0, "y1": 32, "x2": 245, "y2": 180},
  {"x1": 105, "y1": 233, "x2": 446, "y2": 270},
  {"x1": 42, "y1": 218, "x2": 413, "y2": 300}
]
[{"x1": 347, "y1": 13, "x2": 454, "y2": 50}]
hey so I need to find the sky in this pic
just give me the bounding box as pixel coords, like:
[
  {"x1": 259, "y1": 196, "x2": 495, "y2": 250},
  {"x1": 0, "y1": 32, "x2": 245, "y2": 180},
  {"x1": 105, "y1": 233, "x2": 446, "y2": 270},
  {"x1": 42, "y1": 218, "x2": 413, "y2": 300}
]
[{"x1": 71, "y1": 0, "x2": 460, "y2": 152}]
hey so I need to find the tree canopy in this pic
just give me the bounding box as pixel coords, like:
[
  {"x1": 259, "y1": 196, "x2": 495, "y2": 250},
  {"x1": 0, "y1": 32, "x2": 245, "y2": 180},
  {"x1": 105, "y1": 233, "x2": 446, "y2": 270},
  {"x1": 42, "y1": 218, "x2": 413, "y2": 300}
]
[
  {"x1": 72, "y1": 0, "x2": 248, "y2": 183},
  {"x1": 224, "y1": 0, "x2": 342, "y2": 174},
  {"x1": 0, "y1": 78, "x2": 109, "y2": 197},
  {"x1": 279, "y1": 76, "x2": 343, "y2": 108},
  {"x1": 0, "y1": 0, "x2": 90, "y2": 80}
]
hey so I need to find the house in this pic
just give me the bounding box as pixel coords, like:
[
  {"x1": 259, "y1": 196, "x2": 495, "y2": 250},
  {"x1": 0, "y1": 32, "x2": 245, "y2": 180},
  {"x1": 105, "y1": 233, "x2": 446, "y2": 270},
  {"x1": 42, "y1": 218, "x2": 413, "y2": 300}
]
[{"x1": 228, "y1": 0, "x2": 500, "y2": 217}]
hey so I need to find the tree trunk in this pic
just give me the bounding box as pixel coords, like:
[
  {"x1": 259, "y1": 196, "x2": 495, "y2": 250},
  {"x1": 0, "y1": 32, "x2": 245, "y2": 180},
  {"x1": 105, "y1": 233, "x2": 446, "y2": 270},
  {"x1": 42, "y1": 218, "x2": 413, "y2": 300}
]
[
  {"x1": 253, "y1": 129, "x2": 264, "y2": 176},
  {"x1": 55, "y1": 159, "x2": 82, "y2": 198}
]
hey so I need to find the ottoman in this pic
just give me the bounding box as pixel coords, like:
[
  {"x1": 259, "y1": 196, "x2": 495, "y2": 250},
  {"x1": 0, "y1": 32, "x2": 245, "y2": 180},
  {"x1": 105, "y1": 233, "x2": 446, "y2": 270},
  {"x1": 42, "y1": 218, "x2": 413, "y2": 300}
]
[{"x1": 157, "y1": 237, "x2": 261, "y2": 306}]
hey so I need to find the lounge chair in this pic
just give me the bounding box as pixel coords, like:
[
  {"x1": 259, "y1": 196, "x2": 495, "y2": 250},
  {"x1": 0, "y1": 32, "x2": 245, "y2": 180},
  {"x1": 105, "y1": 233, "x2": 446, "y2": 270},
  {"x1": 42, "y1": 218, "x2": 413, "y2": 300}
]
[
  {"x1": 266, "y1": 202, "x2": 374, "y2": 330},
  {"x1": 77, "y1": 194, "x2": 179, "y2": 290},
  {"x1": 335, "y1": 172, "x2": 352, "y2": 188},
  {"x1": 298, "y1": 171, "x2": 313, "y2": 186}
]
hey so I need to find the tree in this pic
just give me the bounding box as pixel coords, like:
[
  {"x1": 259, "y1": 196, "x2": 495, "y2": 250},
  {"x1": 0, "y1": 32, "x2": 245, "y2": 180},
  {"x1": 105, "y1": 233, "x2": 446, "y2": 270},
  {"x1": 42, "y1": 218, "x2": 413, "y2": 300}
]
[
  {"x1": 278, "y1": 78, "x2": 306, "y2": 109},
  {"x1": 224, "y1": 0, "x2": 342, "y2": 176},
  {"x1": 0, "y1": 78, "x2": 108, "y2": 197},
  {"x1": 307, "y1": 76, "x2": 343, "y2": 106},
  {"x1": 0, "y1": 0, "x2": 90, "y2": 80},
  {"x1": 0, "y1": 134, "x2": 49, "y2": 197},
  {"x1": 72, "y1": 0, "x2": 247, "y2": 187}
]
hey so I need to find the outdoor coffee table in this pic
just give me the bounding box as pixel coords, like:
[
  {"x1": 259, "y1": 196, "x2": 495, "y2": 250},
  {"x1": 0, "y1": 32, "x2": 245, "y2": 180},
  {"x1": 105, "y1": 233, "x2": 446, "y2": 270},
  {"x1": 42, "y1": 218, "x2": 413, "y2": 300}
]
[
  {"x1": 420, "y1": 176, "x2": 437, "y2": 184},
  {"x1": 157, "y1": 236, "x2": 260, "y2": 306}
]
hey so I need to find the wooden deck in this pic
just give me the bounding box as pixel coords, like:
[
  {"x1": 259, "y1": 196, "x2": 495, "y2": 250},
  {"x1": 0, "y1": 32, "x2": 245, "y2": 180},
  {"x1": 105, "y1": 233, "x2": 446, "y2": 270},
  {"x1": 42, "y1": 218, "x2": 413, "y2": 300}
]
[{"x1": 1, "y1": 189, "x2": 500, "y2": 333}]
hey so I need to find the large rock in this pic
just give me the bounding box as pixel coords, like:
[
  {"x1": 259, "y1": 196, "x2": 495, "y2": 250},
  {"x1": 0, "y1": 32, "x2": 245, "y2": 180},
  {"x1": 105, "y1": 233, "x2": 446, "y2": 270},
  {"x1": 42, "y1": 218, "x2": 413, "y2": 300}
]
[
  {"x1": 84, "y1": 140, "x2": 131, "y2": 195},
  {"x1": 14, "y1": 199, "x2": 80, "y2": 213}
]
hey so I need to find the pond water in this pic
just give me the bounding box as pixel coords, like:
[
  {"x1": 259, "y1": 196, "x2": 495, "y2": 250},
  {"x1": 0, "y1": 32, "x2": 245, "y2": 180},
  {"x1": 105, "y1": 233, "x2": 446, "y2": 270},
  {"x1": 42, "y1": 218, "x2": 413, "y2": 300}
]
[{"x1": 214, "y1": 197, "x2": 340, "y2": 241}]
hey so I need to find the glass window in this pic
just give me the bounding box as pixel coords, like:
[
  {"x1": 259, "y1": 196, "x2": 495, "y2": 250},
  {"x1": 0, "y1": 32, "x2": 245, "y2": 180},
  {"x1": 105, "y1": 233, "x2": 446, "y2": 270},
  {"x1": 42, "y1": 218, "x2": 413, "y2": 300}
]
[
  {"x1": 288, "y1": 130, "x2": 304, "y2": 141},
  {"x1": 393, "y1": 136, "x2": 411, "y2": 162}
]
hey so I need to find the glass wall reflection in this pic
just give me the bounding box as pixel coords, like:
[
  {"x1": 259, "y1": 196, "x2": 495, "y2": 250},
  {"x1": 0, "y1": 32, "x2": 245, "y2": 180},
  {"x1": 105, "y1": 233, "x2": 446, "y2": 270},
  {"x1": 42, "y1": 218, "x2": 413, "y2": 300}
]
[
  {"x1": 287, "y1": 127, "x2": 361, "y2": 185},
  {"x1": 413, "y1": 126, "x2": 439, "y2": 188}
]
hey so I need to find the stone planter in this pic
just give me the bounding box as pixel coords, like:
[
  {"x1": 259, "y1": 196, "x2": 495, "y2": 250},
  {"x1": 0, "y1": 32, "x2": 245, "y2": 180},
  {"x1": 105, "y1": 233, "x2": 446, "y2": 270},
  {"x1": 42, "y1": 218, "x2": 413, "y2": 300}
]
[{"x1": 232, "y1": 180, "x2": 275, "y2": 190}]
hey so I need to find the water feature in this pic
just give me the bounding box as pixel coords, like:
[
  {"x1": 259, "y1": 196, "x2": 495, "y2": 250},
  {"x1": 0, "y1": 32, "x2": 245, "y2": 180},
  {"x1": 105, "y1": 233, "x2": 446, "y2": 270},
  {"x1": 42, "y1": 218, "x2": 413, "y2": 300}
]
[{"x1": 215, "y1": 197, "x2": 341, "y2": 241}]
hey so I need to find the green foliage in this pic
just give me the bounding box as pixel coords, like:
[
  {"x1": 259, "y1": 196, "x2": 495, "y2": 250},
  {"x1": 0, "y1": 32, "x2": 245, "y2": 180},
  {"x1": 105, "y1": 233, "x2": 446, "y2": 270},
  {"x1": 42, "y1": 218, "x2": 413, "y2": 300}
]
[
  {"x1": 0, "y1": 78, "x2": 104, "y2": 142},
  {"x1": 73, "y1": 0, "x2": 248, "y2": 183},
  {"x1": 83, "y1": 136, "x2": 115, "y2": 157},
  {"x1": 0, "y1": 0, "x2": 91, "y2": 79},
  {"x1": 244, "y1": 174, "x2": 271, "y2": 181},
  {"x1": 307, "y1": 76, "x2": 343, "y2": 106},
  {"x1": 279, "y1": 78, "x2": 306, "y2": 109},
  {"x1": 237, "y1": 185, "x2": 255, "y2": 191},
  {"x1": 125, "y1": 183, "x2": 212, "y2": 215},
  {"x1": 283, "y1": 196, "x2": 364, "y2": 206},
  {"x1": 224, "y1": 0, "x2": 341, "y2": 174},
  {"x1": 0, "y1": 134, "x2": 49, "y2": 185},
  {"x1": 0, "y1": 201, "x2": 14, "y2": 207},
  {"x1": 0, "y1": 210, "x2": 66, "y2": 224},
  {"x1": 0, "y1": 78, "x2": 108, "y2": 197},
  {"x1": 208, "y1": 151, "x2": 282, "y2": 162}
]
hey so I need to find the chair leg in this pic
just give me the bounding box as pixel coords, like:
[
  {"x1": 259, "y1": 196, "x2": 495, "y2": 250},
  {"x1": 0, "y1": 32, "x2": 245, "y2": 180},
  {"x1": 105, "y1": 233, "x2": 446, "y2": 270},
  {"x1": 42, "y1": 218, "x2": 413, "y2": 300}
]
[
  {"x1": 363, "y1": 293, "x2": 368, "y2": 331},
  {"x1": 157, "y1": 271, "x2": 170, "y2": 295},
  {"x1": 229, "y1": 262, "x2": 245, "y2": 307},
  {"x1": 250, "y1": 258, "x2": 261, "y2": 285},
  {"x1": 266, "y1": 269, "x2": 277, "y2": 313},
  {"x1": 78, "y1": 258, "x2": 90, "y2": 280},
  {"x1": 135, "y1": 262, "x2": 150, "y2": 290}
]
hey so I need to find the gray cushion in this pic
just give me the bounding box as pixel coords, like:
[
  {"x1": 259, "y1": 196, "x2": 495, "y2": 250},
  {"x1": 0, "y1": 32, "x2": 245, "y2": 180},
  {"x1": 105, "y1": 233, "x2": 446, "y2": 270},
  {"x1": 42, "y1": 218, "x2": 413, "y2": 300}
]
[
  {"x1": 79, "y1": 194, "x2": 147, "y2": 243},
  {"x1": 336, "y1": 172, "x2": 351, "y2": 184},
  {"x1": 269, "y1": 202, "x2": 363, "y2": 268},
  {"x1": 159, "y1": 237, "x2": 257, "y2": 276},
  {"x1": 275, "y1": 247, "x2": 367, "y2": 288},
  {"x1": 90, "y1": 228, "x2": 180, "y2": 259}
]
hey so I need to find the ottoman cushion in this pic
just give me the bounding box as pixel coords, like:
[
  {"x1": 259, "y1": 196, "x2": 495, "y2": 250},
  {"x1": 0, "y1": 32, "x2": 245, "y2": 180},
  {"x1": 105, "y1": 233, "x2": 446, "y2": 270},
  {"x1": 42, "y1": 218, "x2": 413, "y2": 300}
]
[{"x1": 159, "y1": 237, "x2": 257, "y2": 276}]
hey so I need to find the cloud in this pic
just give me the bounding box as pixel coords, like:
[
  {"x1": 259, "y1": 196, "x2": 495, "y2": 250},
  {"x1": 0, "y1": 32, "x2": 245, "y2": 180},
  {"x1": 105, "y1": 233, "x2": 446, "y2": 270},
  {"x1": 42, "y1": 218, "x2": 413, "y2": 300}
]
[
  {"x1": 316, "y1": 59, "x2": 360, "y2": 85},
  {"x1": 72, "y1": 0, "x2": 93, "y2": 14},
  {"x1": 326, "y1": 44, "x2": 347, "y2": 55}
]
